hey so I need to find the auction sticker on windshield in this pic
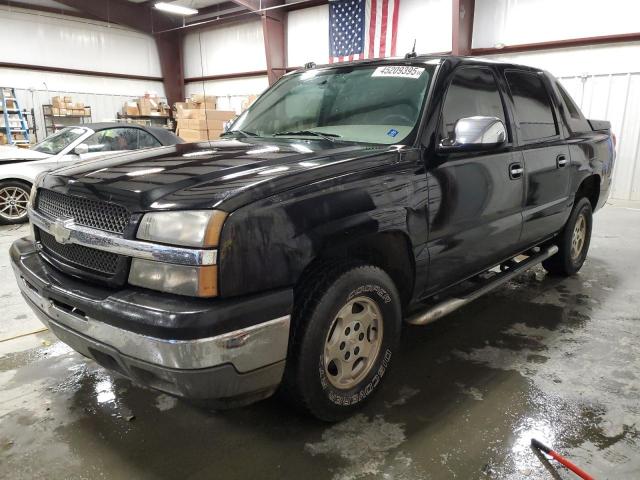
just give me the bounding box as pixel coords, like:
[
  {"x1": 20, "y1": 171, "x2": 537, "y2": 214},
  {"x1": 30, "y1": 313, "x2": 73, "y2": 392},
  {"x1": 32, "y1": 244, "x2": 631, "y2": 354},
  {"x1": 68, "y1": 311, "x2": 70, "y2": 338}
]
[{"x1": 372, "y1": 66, "x2": 425, "y2": 79}]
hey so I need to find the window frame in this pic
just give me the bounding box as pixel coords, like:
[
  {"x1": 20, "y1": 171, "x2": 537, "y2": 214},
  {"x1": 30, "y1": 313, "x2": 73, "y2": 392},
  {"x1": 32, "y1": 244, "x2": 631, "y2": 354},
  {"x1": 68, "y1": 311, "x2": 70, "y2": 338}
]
[
  {"x1": 503, "y1": 69, "x2": 561, "y2": 146},
  {"x1": 437, "y1": 65, "x2": 513, "y2": 147},
  {"x1": 136, "y1": 129, "x2": 162, "y2": 149}
]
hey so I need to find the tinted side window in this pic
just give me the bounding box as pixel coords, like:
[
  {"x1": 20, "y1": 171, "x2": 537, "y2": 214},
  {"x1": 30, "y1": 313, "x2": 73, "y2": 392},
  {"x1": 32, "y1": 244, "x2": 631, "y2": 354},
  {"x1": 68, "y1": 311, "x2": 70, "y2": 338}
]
[
  {"x1": 505, "y1": 71, "x2": 557, "y2": 141},
  {"x1": 137, "y1": 130, "x2": 162, "y2": 149},
  {"x1": 84, "y1": 128, "x2": 138, "y2": 152},
  {"x1": 441, "y1": 67, "x2": 507, "y2": 140}
]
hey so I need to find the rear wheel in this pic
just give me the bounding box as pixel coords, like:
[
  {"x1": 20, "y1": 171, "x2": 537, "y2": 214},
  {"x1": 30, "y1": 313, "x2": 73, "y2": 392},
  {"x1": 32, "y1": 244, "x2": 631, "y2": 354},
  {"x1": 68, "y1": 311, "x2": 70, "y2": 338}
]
[
  {"x1": 282, "y1": 262, "x2": 401, "y2": 421},
  {"x1": 0, "y1": 180, "x2": 31, "y2": 225},
  {"x1": 543, "y1": 197, "x2": 593, "y2": 276}
]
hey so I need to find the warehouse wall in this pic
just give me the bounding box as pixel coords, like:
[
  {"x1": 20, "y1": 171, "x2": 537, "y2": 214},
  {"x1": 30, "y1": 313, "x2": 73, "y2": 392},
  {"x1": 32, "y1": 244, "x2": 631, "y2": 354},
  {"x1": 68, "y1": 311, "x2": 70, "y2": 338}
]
[
  {"x1": 182, "y1": 19, "x2": 268, "y2": 112},
  {"x1": 488, "y1": 43, "x2": 640, "y2": 201},
  {"x1": 0, "y1": 6, "x2": 161, "y2": 76},
  {"x1": 183, "y1": 20, "x2": 266, "y2": 78},
  {"x1": 286, "y1": 0, "x2": 451, "y2": 67},
  {"x1": 473, "y1": 0, "x2": 640, "y2": 49},
  {"x1": 0, "y1": 6, "x2": 165, "y2": 141}
]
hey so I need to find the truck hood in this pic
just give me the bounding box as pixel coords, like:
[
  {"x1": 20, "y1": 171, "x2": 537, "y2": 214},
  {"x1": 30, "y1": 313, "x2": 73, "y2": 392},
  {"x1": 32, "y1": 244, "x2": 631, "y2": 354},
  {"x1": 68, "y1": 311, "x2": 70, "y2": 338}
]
[
  {"x1": 41, "y1": 139, "x2": 395, "y2": 212},
  {"x1": 0, "y1": 145, "x2": 51, "y2": 164}
]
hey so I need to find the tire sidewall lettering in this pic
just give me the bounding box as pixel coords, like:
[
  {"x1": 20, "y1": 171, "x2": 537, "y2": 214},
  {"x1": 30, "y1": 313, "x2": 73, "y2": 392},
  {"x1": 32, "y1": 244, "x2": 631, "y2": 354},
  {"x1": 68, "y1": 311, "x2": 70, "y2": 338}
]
[{"x1": 320, "y1": 348, "x2": 392, "y2": 406}]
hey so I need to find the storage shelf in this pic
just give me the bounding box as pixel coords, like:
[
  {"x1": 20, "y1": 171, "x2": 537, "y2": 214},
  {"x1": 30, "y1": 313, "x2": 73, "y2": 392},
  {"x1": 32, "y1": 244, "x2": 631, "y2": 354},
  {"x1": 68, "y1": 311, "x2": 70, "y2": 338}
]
[{"x1": 42, "y1": 104, "x2": 92, "y2": 136}]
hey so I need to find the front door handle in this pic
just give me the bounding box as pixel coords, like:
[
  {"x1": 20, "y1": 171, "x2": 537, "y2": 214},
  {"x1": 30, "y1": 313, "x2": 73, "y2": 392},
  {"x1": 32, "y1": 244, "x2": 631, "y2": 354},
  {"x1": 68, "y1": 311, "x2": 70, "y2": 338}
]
[
  {"x1": 557, "y1": 154, "x2": 568, "y2": 168},
  {"x1": 509, "y1": 163, "x2": 524, "y2": 179}
]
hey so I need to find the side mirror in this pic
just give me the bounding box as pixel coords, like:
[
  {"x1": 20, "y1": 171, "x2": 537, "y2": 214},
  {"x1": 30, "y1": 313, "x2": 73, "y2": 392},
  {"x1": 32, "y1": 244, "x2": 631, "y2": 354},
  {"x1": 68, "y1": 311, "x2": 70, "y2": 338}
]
[
  {"x1": 438, "y1": 116, "x2": 506, "y2": 153},
  {"x1": 74, "y1": 143, "x2": 89, "y2": 155}
]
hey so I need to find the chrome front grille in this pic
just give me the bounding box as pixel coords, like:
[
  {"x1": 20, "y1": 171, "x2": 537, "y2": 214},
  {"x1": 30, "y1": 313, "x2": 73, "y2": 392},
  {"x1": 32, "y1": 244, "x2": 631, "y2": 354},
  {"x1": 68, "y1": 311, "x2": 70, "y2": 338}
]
[
  {"x1": 36, "y1": 189, "x2": 130, "y2": 235},
  {"x1": 39, "y1": 230, "x2": 121, "y2": 276}
]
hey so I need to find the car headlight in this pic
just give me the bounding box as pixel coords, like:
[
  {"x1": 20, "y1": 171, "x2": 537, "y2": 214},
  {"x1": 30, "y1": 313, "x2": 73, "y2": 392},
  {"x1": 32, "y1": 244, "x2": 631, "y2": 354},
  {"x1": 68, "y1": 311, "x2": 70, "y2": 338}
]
[
  {"x1": 129, "y1": 260, "x2": 218, "y2": 297},
  {"x1": 136, "y1": 210, "x2": 227, "y2": 247},
  {"x1": 130, "y1": 210, "x2": 227, "y2": 297}
]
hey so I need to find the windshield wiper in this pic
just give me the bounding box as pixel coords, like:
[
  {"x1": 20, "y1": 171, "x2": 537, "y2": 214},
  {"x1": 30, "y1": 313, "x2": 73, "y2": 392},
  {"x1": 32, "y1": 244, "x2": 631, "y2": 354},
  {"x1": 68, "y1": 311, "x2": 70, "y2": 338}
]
[
  {"x1": 219, "y1": 129, "x2": 259, "y2": 138},
  {"x1": 273, "y1": 130, "x2": 341, "y2": 142}
]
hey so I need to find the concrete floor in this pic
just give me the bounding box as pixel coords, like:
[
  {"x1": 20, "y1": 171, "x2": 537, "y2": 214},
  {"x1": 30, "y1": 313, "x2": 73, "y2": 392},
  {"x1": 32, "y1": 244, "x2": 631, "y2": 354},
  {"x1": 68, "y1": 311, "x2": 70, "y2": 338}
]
[{"x1": 1, "y1": 202, "x2": 639, "y2": 480}]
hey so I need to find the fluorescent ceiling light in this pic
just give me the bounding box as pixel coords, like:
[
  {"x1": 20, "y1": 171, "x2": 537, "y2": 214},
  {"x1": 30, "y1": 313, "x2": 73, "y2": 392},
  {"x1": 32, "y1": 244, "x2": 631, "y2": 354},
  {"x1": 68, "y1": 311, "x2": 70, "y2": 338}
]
[{"x1": 154, "y1": 2, "x2": 199, "y2": 15}]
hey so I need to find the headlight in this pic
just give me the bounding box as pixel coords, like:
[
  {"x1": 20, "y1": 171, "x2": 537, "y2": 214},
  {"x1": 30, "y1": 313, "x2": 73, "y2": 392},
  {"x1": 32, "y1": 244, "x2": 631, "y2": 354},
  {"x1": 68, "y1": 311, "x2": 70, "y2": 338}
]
[
  {"x1": 137, "y1": 210, "x2": 227, "y2": 247},
  {"x1": 128, "y1": 260, "x2": 217, "y2": 297},
  {"x1": 131, "y1": 210, "x2": 227, "y2": 297}
]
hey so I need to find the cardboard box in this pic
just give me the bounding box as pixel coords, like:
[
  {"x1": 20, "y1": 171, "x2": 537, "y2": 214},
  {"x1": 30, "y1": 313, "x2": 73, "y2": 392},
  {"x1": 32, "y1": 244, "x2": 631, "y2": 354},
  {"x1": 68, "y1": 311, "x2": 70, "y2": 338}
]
[
  {"x1": 59, "y1": 108, "x2": 68, "y2": 115},
  {"x1": 178, "y1": 128, "x2": 207, "y2": 142},
  {"x1": 188, "y1": 109, "x2": 235, "y2": 120},
  {"x1": 123, "y1": 102, "x2": 139, "y2": 116},
  {"x1": 73, "y1": 109, "x2": 85, "y2": 115},
  {"x1": 176, "y1": 119, "x2": 191, "y2": 130},
  {"x1": 52, "y1": 107, "x2": 60, "y2": 115},
  {"x1": 64, "y1": 96, "x2": 72, "y2": 103},
  {"x1": 198, "y1": 101, "x2": 217, "y2": 110},
  {"x1": 137, "y1": 100, "x2": 152, "y2": 116},
  {"x1": 190, "y1": 94, "x2": 216, "y2": 104},
  {"x1": 207, "y1": 129, "x2": 223, "y2": 140},
  {"x1": 84, "y1": 107, "x2": 91, "y2": 117},
  {"x1": 75, "y1": 102, "x2": 84, "y2": 109}
]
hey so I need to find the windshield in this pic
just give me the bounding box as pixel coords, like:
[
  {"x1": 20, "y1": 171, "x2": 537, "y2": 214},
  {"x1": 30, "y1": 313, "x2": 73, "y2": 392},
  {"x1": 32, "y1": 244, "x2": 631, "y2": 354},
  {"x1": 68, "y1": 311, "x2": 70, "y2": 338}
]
[
  {"x1": 230, "y1": 64, "x2": 434, "y2": 145},
  {"x1": 32, "y1": 127, "x2": 87, "y2": 155}
]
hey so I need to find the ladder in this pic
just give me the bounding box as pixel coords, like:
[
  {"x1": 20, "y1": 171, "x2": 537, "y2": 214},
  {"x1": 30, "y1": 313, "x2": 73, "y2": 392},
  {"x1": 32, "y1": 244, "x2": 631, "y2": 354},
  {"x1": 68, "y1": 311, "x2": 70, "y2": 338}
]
[{"x1": 0, "y1": 87, "x2": 30, "y2": 146}]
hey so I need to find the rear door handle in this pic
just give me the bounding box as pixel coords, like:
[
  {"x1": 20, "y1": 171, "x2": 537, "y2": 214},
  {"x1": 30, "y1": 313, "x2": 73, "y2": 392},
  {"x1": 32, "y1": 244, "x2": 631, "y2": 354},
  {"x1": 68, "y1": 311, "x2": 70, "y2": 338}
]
[
  {"x1": 557, "y1": 154, "x2": 568, "y2": 168},
  {"x1": 509, "y1": 163, "x2": 524, "y2": 179}
]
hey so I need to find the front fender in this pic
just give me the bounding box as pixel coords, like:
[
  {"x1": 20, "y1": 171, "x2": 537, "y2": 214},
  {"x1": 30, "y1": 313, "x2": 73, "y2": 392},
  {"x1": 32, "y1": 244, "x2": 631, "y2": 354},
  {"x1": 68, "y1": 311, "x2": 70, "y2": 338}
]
[{"x1": 218, "y1": 158, "x2": 429, "y2": 298}]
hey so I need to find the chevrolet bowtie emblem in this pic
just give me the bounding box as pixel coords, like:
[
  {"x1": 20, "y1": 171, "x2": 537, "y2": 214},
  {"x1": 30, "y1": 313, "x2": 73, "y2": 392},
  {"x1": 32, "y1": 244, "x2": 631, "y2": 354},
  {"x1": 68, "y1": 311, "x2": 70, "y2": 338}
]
[{"x1": 51, "y1": 218, "x2": 75, "y2": 244}]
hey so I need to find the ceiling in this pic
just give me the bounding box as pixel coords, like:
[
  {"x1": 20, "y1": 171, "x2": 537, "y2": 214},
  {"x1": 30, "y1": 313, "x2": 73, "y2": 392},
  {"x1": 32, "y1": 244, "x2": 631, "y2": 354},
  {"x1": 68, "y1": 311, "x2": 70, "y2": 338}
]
[
  {"x1": 127, "y1": 0, "x2": 231, "y2": 8},
  {"x1": 3, "y1": 0, "x2": 81, "y2": 12}
]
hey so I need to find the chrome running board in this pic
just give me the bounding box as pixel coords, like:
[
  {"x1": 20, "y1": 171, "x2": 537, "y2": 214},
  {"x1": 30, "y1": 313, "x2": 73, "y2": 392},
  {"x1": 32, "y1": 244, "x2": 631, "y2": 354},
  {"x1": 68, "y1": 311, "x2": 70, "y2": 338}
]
[{"x1": 405, "y1": 245, "x2": 559, "y2": 326}]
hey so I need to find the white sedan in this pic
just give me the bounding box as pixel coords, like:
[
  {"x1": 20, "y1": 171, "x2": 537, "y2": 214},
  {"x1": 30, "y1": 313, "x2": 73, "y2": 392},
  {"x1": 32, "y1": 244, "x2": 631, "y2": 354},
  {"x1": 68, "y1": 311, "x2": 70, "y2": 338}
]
[{"x1": 0, "y1": 123, "x2": 181, "y2": 224}]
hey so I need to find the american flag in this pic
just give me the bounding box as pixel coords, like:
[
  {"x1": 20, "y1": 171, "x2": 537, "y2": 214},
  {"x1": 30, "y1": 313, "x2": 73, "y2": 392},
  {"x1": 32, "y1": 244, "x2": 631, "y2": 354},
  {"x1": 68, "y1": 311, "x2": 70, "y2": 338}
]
[{"x1": 329, "y1": 0, "x2": 401, "y2": 63}]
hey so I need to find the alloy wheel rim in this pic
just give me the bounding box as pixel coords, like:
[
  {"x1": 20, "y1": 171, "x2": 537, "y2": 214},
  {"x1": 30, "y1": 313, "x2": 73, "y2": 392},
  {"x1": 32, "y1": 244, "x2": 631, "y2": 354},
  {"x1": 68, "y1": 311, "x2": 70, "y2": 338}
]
[
  {"x1": 0, "y1": 187, "x2": 29, "y2": 220},
  {"x1": 323, "y1": 296, "x2": 384, "y2": 390},
  {"x1": 571, "y1": 213, "x2": 587, "y2": 260}
]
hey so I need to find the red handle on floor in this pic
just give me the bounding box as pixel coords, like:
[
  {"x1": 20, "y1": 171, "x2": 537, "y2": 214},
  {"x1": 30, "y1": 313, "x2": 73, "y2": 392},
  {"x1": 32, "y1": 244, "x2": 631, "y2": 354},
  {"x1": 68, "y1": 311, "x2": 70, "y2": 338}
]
[{"x1": 531, "y1": 439, "x2": 594, "y2": 480}]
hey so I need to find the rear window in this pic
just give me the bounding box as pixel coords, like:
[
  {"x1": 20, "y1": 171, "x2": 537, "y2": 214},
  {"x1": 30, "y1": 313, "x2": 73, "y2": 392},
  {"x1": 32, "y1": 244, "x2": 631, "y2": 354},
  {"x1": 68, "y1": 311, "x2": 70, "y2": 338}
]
[
  {"x1": 556, "y1": 82, "x2": 591, "y2": 133},
  {"x1": 505, "y1": 70, "x2": 558, "y2": 142}
]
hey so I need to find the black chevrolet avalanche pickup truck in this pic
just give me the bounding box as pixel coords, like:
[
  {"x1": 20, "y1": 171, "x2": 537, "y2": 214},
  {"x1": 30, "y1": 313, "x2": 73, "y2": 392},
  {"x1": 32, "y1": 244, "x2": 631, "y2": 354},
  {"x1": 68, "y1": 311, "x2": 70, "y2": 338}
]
[{"x1": 11, "y1": 56, "x2": 615, "y2": 421}]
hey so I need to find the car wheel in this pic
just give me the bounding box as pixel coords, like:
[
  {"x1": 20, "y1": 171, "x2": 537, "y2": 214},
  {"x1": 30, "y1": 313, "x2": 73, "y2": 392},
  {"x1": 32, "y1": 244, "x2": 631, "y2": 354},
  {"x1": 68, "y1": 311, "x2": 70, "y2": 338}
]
[
  {"x1": 543, "y1": 197, "x2": 593, "y2": 276},
  {"x1": 282, "y1": 262, "x2": 401, "y2": 421},
  {"x1": 0, "y1": 180, "x2": 31, "y2": 225}
]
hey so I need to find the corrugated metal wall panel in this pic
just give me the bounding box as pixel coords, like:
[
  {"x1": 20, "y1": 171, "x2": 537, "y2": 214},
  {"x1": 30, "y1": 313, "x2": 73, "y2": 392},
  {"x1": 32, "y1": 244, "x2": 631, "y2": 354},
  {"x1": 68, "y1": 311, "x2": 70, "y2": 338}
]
[
  {"x1": 0, "y1": 6, "x2": 162, "y2": 77},
  {"x1": 183, "y1": 20, "x2": 266, "y2": 78},
  {"x1": 558, "y1": 72, "x2": 640, "y2": 201},
  {"x1": 473, "y1": 0, "x2": 640, "y2": 49}
]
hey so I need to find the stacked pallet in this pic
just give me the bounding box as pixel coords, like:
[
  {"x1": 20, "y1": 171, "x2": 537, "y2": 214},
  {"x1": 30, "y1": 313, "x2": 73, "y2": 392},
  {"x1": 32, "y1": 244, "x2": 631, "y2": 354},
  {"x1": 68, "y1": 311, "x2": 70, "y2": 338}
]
[
  {"x1": 122, "y1": 95, "x2": 170, "y2": 117},
  {"x1": 51, "y1": 96, "x2": 90, "y2": 116},
  {"x1": 174, "y1": 95, "x2": 236, "y2": 142}
]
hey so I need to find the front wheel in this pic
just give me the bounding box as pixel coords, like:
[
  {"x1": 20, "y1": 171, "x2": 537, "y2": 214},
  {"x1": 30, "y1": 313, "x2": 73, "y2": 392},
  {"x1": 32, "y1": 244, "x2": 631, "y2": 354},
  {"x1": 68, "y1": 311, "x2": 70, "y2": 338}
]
[
  {"x1": 0, "y1": 180, "x2": 31, "y2": 225},
  {"x1": 543, "y1": 197, "x2": 593, "y2": 276},
  {"x1": 282, "y1": 263, "x2": 402, "y2": 421}
]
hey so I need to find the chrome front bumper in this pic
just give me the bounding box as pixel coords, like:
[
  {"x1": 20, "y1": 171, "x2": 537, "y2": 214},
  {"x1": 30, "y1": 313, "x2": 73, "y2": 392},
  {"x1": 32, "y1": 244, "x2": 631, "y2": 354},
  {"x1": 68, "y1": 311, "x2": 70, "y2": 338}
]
[
  {"x1": 12, "y1": 246, "x2": 291, "y2": 401},
  {"x1": 17, "y1": 268, "x2": 290, "y2": 372}
]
